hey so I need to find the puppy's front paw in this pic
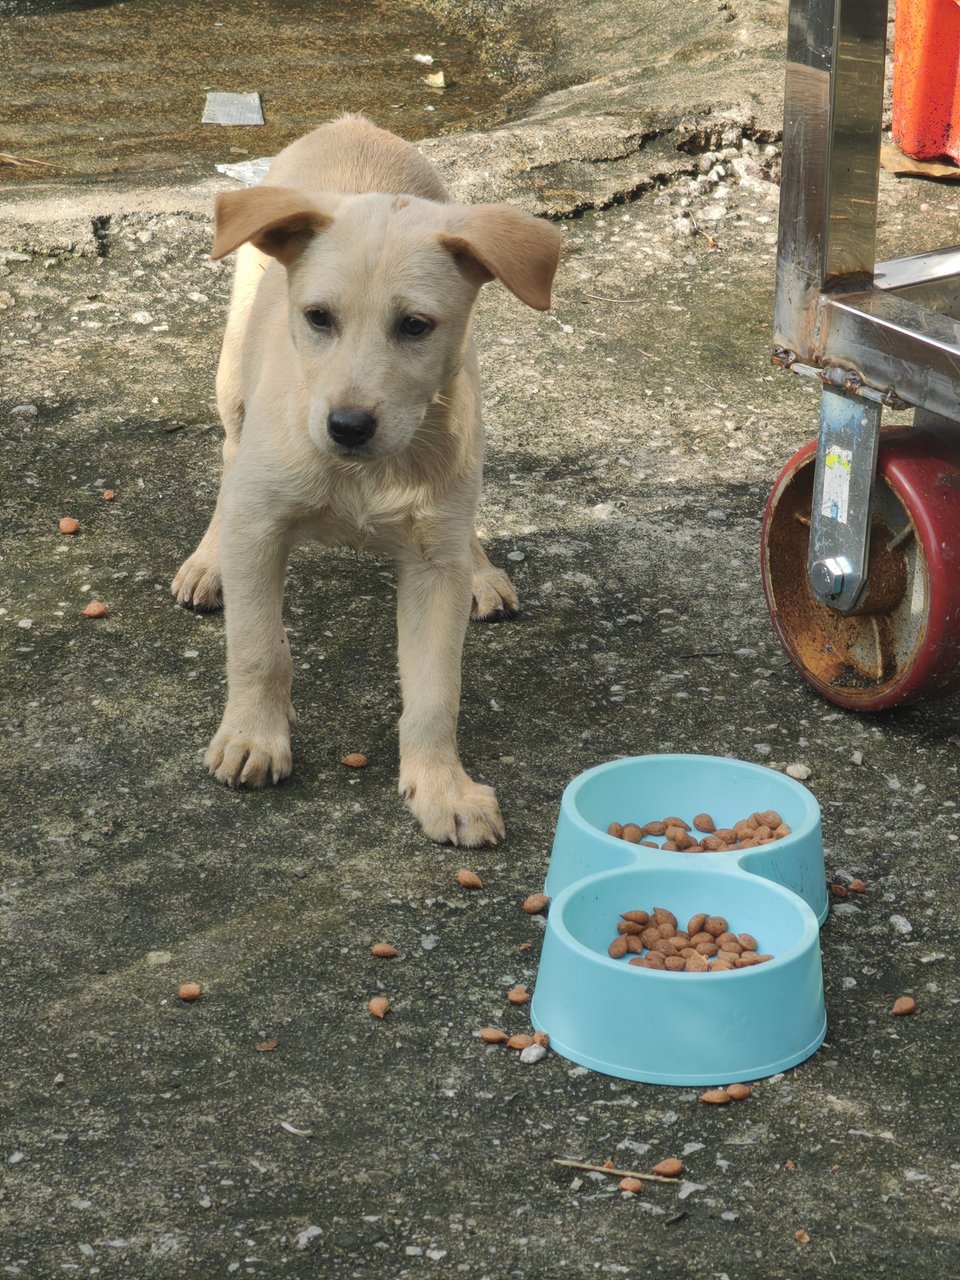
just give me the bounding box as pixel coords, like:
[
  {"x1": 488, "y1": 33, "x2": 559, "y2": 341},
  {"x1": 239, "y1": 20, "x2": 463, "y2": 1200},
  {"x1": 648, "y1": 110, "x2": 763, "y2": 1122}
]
[
  {"x1": 400, "y1": 765, "x2": 505, "y2": 847},
  {"x1": 172, "y1": 552, "x2": 223, "y2": 611},
  {"x1": 471, "y1": 562, "x2": 519, "y2": 622},
  {"x1": 205, "y1": 707, "x2": 294, "y2": 787}
]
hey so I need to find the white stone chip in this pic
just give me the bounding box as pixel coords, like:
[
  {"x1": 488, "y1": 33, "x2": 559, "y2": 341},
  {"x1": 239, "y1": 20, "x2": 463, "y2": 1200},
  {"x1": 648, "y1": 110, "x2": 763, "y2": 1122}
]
[{"x1": 519, "y1": 1043, "x2": 547, "y2": 1065}]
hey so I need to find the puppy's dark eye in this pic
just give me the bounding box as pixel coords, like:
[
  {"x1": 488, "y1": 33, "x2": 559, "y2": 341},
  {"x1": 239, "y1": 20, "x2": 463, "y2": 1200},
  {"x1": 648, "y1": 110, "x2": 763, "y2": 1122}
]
[
  {"x1": 305, "y1": 307, "x2": 333, "y2": 332},
  {"x1": 398, "y1": 315, "x2": 433, "y2": 338}
]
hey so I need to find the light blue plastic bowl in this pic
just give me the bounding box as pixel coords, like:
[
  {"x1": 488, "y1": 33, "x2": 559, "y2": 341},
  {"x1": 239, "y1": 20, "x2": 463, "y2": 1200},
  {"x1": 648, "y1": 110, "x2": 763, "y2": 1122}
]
[
  {"x1": 543, "y1": 753, "x2": 827, "y2": 924},
  {"x1": 530, "y1": 863, "x2": 826, "y2": 1085}
]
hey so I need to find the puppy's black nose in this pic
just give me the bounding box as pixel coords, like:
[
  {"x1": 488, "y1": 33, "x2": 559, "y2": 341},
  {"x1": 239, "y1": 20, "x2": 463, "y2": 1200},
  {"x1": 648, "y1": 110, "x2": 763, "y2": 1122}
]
[{"x1": 328, "y1": 408, "x2": 377, "y2": 448}]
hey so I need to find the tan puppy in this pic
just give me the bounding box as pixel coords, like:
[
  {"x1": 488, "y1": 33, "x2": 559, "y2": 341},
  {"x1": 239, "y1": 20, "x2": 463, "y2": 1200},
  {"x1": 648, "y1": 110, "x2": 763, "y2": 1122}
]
[{"x1": 171, "y1": 115, "x2": 561, "y2": 847}]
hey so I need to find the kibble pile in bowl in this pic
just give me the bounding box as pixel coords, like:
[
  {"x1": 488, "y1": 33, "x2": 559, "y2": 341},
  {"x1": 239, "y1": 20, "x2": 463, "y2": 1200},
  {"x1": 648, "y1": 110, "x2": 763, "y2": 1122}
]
[
  {"x1": 607, "y1": 810, "x2": 791, "y2": 853},
  {"x1": 607, "y1": 906, "x2": 773, "y2": 972}
]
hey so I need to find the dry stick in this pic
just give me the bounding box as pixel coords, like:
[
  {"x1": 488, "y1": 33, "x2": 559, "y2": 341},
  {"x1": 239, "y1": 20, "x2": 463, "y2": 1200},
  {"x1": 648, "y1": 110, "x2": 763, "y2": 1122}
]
[
  {"x1": 553, "y1": 1157, "x2": 679, "y2": 1185},
  {"x1": 0, "y1": 152, "x2": 61, "y2": 169}
]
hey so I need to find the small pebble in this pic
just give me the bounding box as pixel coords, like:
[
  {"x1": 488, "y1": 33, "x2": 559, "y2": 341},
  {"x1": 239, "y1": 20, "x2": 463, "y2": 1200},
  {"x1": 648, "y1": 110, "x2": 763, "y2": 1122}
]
[
  {"x1": 785, "y1": 763, "x2": 811, "y2": 780},
  {"x1": 519, "y1": 1043, "x2": 547, "y2": 1065}
]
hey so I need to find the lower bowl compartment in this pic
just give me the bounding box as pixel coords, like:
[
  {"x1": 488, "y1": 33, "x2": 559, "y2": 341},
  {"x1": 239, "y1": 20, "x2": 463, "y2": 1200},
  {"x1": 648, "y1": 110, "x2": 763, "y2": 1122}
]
[{"x1": 530, "y1": 864, "x2": 826, "y2": 1085}]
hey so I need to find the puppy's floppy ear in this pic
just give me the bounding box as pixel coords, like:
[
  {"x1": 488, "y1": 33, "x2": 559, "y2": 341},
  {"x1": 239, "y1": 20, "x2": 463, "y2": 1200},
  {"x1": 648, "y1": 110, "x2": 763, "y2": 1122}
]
[
  {"x1": 211, "y1": 186, "x2": 337, "y2": 265},
  {"x1": 439, "y1": 204, "x2": 562, "y2": 310}
]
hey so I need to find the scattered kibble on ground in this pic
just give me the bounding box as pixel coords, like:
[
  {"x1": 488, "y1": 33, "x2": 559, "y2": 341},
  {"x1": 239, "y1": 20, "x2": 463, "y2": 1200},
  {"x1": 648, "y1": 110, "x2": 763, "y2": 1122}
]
[{"x1": 522, "y1": 892, "x2": 550, "y2": 914}]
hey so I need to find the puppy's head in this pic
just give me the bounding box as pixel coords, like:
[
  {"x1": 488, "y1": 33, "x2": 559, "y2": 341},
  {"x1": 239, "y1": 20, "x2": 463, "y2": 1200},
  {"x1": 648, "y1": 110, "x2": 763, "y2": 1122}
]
[{"x1": 212, "y1": 186, "x2": 562, "y2": 460}]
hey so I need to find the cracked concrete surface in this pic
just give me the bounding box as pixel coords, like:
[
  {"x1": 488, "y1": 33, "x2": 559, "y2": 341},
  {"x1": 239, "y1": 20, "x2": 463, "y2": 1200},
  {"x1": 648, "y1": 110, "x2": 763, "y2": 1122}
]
[{"x1": 2, "y1": 0, "x2": 960, "y2": 1276}]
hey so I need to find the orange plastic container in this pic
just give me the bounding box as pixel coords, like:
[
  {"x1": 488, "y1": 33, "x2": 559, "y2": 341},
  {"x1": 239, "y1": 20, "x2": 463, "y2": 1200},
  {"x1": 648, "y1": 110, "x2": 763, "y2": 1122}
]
[{"x1": 892, "y1": 0, "x2": 960, "y2": 162}]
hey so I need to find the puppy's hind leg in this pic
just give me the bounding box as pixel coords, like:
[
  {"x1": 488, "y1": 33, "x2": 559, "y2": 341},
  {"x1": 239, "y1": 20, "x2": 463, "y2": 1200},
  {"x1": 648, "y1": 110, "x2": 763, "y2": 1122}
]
[{"x1": 469, "y1": 529, "x2": 519, "y2": 622}]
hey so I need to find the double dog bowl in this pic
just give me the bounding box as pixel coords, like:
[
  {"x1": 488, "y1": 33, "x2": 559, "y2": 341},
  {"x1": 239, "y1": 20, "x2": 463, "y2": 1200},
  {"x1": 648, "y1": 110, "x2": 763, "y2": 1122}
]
[{"x1": 530, "y1": 755, "x2": 828, "y2": 1085}]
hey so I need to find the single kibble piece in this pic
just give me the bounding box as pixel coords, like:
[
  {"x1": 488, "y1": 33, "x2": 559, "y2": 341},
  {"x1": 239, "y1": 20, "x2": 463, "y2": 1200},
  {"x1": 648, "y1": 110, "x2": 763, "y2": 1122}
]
[
  {"x1": 523, "y1": 893, "x2": 550, "y2": 914},
  {"x1": 642, "y1": 821, "x2": 666, "y2": 836},
  {"x1": 712, "y1": 957, "x2": 735, "y2": 971},
  {"x1": 737, "y1": 932, "x2": 758, "y2": 951},
  {"x1": 532, "y1": 1030, "x2": 550, "y2": 1048},
  {"x1": 725, "y1": 1083, "x2": 753, "y2": 1101},
  {"x1": 102, "y1": 489, "x2": 116, "y2": 500},
  {"x1": 652, "y1": 1157, "x2": 684, "y2": 1178},
  {"x1": 700, "y1": 1088, "x2": 732, "y2": 1104},
  {"x1": 644, "y1": 951, "x2": 666, "y2": 970},
  {"x1": 340, "y1": 752, "x2": 368, "y2": 768},
  {"x1": 479, "y1": 1027, "x2": 508, "y2": 1043},
  {"x1": 685, "y1": 952, "x2": 710, "y2": 972},
  {"x1": 256, "y1": 1038, "x2": 279, "y2": 1052},
  {"x1": 506, "y1": 1033, "x2": 534, "y2": 1050},
  {"x1": 690, "y1": 931, "x2": 713, "y2": 946},
  {"x1": 773, "y1": 823, "x2": 791, "y2": 839},
  {"x1": 621, "y1": 910, "x2": 650, "y2": 925},
  {"x1": 795, "y1": 1229, "x2": 811, "y2": 1245},
  {"x1": 507, "y1": 986, "x2": 530, "y2": 1005},
  {"x1": 693, "y1": 813, "x2": 716, "y2": 833},
  {"x1": 661, "y1": 841, "x2": 679, "y2": 851},
  {"x1": 617, "y1": 920, "x2": 644, "y2": 935},
  {"x1": 701, "y1": 836, "x2": 723, "y2": 851},
  {"x1": 704, "y1": 916, "x2": 728, "y2": 937},
  {"x1": 82, "y1": 601, "x2": 109, "y2": 618},
  {"x1": 619, "y1": 1177, "x2": 644, "y2": 1194},
  {"x1": 370, "y1": 942, "x2": 398, "y2": 958},
  {"x1": 663, "y1": 955, "x2": 686, "y2": 971},
  {"x1": 625, "y1": 935, "x2": 645, "y2": 954},
  {"x1": 607, "y1": 821, "x2": 624, "y2": 838},
  {"x1": 695, "y1": 941, "x2": 718, "y2": 957},
  {"x1": 367, "y1": 996, "x2": 390, "y2": 1019},
  {"x1": 59, "y1": 516, "x2": 80, "y2": 535},
  {"x1": 621, "y1": 823, "x2": 643, "y2": 844},
  {"x1": 456, "y1": 868, "x2": 484, "y2": 890},
  {"x1": 687, "y1": 913, "x2": 708, "y2": 937},
  {"x1": 177, "y1": 981, "x2": 202, "y2": 1002},
  {"x1": 759, "y1": 810, "x2": 782, "y2": 830},
  {"x1": 830, "y1": 883, "x2": 848, "y2": 898},
  {"x1": 662, "y1": 816, "x2": 690, "y2": 832},
  {"x1": 891, "y1": 995, "x2": 916, "y2": 1016},
  {"x1": 640, "y1": 926, "x2": 660, "y2": 948},
  {"x1": 754, "y1": 954, "x2": 774, "y2": 964},
  {"x1": 652, "y1": 908, "x2": 678, "y2": 930},
  {"x1": 849, "y1": 878, "x2": 867, "y2": 893},
  {"x1": 608, "y1": 936, "x2": 629, "y2": 959}
]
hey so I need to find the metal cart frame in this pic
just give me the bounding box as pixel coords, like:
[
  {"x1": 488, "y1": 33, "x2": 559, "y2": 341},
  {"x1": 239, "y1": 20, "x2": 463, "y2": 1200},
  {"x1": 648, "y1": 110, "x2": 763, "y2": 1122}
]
[{"x1": 772, "y1": 0, "x2": 960, "y2": 616}]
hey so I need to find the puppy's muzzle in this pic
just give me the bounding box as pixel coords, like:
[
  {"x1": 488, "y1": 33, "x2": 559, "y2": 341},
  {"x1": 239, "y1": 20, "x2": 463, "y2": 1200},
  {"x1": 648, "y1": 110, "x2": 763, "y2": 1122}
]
[{"x1": 328, "y1": 408, "x2": 377, "y2": 449}]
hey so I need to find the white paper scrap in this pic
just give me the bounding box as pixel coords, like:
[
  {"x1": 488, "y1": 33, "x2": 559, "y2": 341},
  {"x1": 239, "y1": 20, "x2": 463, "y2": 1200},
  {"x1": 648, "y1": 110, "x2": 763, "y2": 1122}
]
[{"x1": 202, "y1": 92, "x2": 265, "y2": 126}]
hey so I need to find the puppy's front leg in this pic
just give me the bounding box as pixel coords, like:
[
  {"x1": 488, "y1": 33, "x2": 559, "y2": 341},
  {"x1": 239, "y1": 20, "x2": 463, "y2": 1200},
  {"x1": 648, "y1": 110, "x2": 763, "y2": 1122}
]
[
  {"x1": 205, "y1": 508, "x2": 296, "y2": 788},
  {"x1": 397, "y1": 550, "x2": 505, "y2": 847}
]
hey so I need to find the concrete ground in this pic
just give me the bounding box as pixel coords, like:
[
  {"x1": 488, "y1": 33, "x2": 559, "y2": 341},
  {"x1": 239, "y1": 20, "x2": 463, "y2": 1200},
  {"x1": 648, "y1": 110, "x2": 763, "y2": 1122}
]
[{"x1": 2, "y1": 1, "x2": 959, "y2": 1276}]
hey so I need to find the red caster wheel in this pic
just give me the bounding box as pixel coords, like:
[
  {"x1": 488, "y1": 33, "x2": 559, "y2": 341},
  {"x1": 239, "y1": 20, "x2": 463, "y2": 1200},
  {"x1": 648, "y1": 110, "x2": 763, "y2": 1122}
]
[{"x1": 761, "y1": 421, "x2": 960, "y2": 710}]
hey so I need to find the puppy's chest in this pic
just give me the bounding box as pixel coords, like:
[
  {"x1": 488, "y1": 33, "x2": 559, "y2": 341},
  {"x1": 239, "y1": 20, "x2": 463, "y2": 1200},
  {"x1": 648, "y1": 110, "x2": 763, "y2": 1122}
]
[{"x1": 306, "y1": 487, "x2": 428, "y2": 555}]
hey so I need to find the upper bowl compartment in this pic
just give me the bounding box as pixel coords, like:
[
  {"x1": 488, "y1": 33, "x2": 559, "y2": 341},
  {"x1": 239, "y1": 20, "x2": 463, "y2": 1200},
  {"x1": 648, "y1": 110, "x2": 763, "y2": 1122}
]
[{"x1": 543, "y1": 754, "x2": 827, "y2": 922}]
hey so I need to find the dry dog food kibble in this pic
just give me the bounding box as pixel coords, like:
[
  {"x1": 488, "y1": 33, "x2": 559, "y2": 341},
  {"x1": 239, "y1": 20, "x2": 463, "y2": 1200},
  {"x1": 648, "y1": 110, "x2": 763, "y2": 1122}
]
[
  {"x1": 606, "y1": 807, "x2": 791, "y2": 853},
  {"x1": 607, "y1": 905, "x2": 773, "y2": 973}
]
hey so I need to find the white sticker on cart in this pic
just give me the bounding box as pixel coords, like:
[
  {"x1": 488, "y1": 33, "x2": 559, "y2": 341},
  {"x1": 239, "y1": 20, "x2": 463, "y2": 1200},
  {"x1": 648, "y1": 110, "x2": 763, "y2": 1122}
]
[{"x1": 820, "y1": 447, "x2": 852, "y2": 523}]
